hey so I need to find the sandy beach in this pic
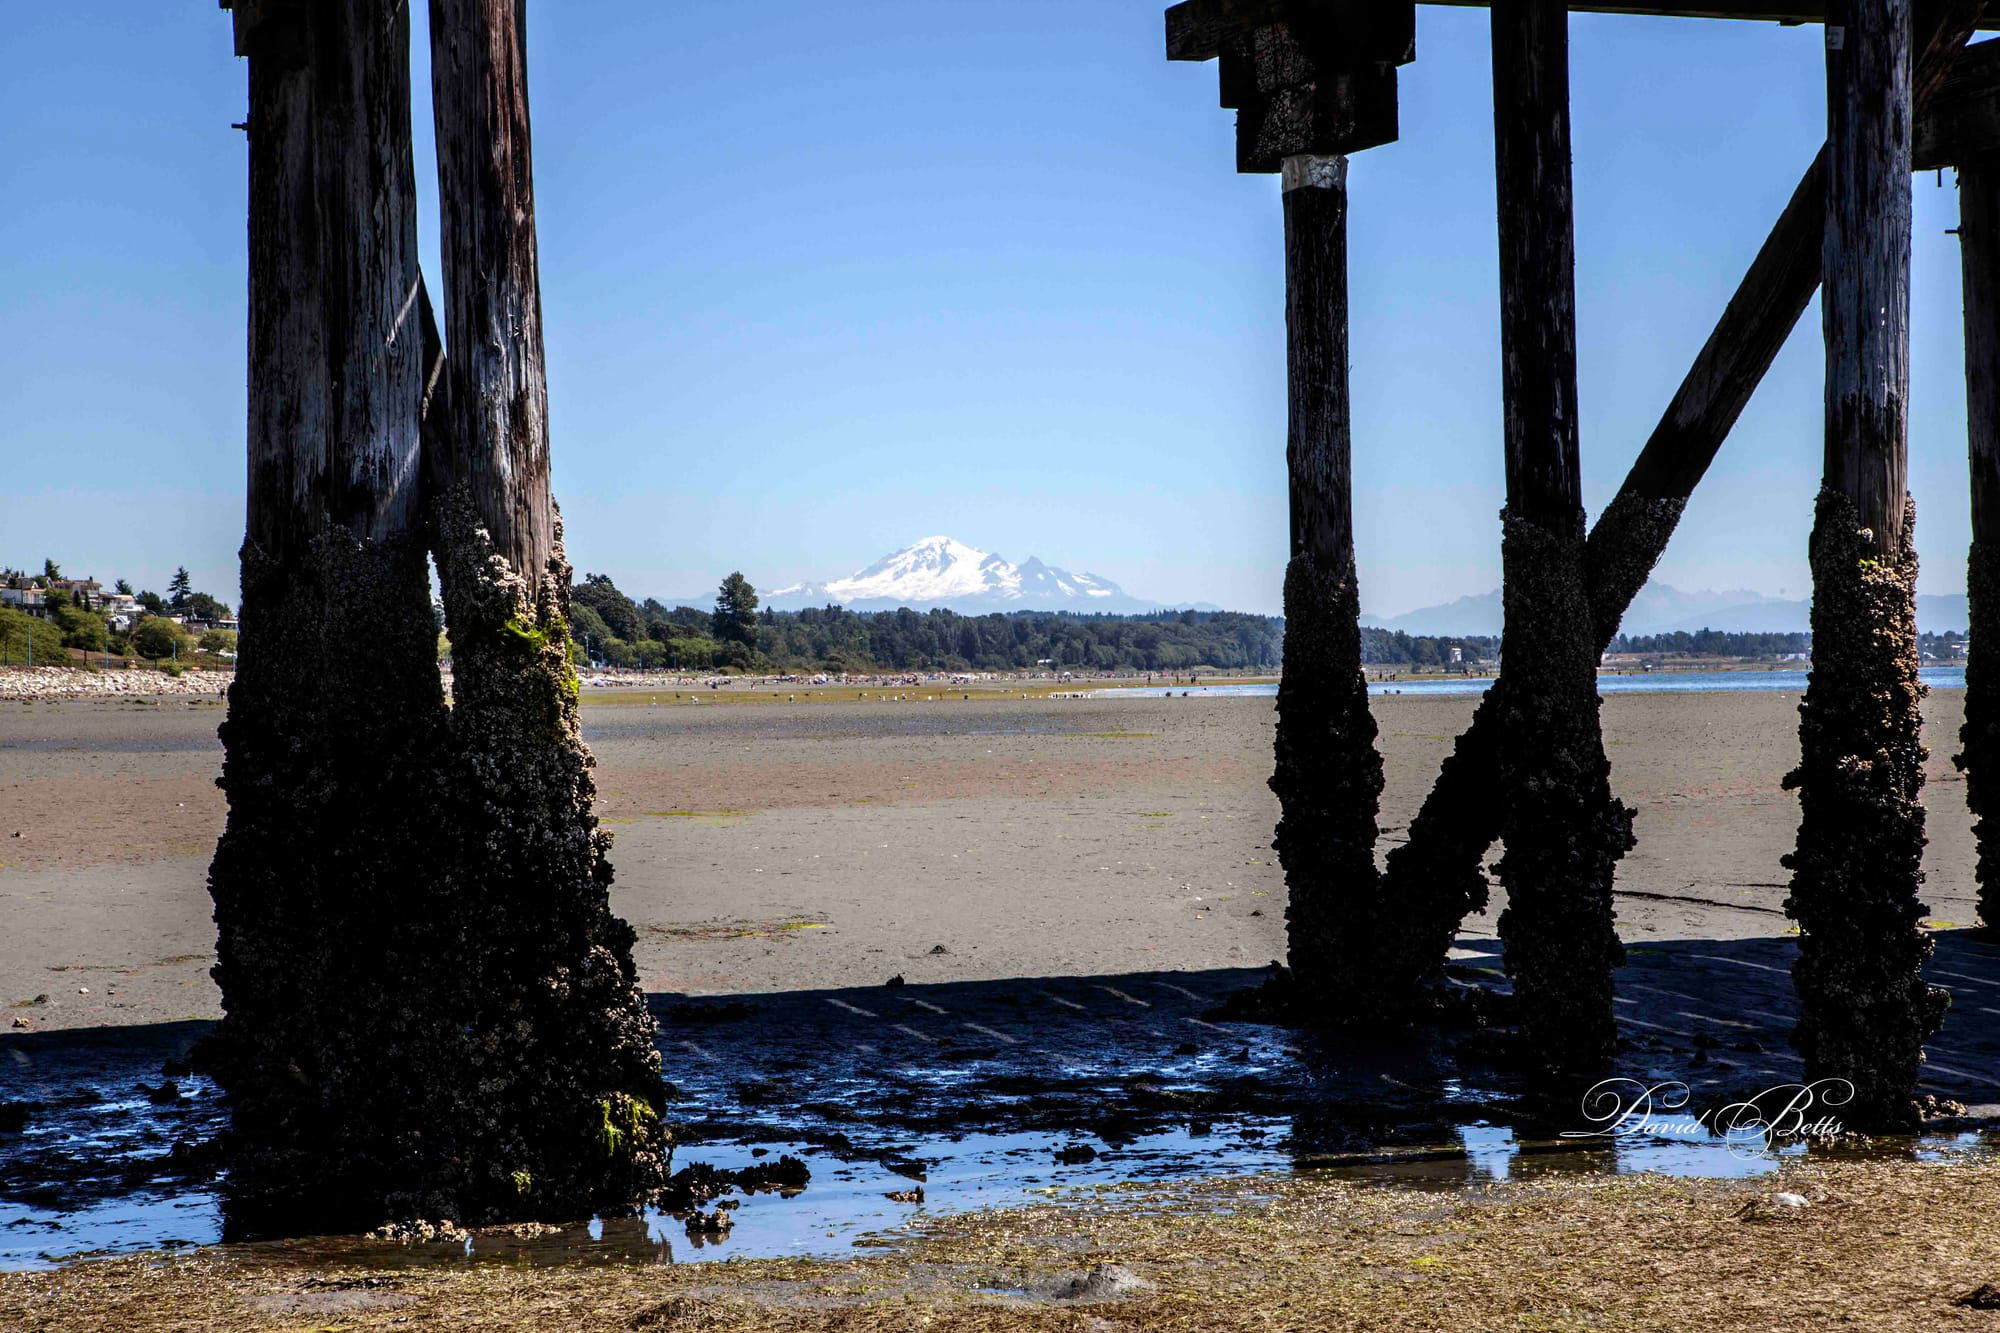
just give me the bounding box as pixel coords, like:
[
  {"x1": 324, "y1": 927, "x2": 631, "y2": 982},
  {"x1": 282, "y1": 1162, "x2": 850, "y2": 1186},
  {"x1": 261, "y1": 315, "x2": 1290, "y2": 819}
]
[{"x1": 0, "y1": 684, "x2": 1985, "y2": 1030}]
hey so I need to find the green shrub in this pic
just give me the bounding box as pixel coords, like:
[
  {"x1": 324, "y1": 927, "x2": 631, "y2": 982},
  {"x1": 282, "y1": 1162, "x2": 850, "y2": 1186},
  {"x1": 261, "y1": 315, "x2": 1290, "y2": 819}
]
[{"x1": 132, "y1": 616, "x2": 192, "y2": 661}]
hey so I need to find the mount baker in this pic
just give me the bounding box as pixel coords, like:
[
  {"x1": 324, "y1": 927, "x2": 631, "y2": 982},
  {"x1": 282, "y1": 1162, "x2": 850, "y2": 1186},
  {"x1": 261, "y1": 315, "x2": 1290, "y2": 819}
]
[{"x1": 764, "y1": 537, "x2": 1173, "y2": 614}]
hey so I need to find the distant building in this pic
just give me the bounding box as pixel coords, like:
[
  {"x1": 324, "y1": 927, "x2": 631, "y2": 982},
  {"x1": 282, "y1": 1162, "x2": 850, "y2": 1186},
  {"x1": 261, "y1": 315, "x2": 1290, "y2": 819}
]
[
  {"x1": 99, "y1": 592, "x2": 141, "y2": 629},
  {"x1": 0, "y1": 587, "x2": 47, "y2": 617},
  {"x1": 48, "y1": 578, "x2": 103, "y2": 609}
]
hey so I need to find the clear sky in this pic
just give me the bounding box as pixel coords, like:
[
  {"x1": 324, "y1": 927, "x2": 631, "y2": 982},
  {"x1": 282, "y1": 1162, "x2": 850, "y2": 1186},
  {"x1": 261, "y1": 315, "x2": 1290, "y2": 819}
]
[{"x1": 0, "y1": 3, "x2": 1981, "y2": 617}]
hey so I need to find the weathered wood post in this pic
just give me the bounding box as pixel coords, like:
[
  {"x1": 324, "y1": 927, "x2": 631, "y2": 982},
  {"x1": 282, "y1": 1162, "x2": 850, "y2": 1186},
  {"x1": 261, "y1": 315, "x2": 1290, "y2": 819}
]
[
  {"x1": 1785, "y1": 0, "x2": 1946, "y2": 1131},
  {"x1": 1377, "y1": 8, "x2": 1982, "y2": 1006},
  {"x1": 1959, "y1": 147, "x2": 2000, "y2": 933},
  {"x1": 1274, "y1": 151, "x2": 1389, "y2": 1018},
  {"x1": 1930, "y1": 40, "x2": 2000, "y2": 934},
  {"x1": 1166, "y1": 0, "x2": 1413, "y2": 1017},
  {"x1": 208, "y1": 0, "x2": 451, "y2": 1225},
  {"x1": 423, "y1": 0, "x2": 670, "y2": 1216},
  {"x1": 1487, "y1": 0, "x2": 1632, "y2": 1070}
]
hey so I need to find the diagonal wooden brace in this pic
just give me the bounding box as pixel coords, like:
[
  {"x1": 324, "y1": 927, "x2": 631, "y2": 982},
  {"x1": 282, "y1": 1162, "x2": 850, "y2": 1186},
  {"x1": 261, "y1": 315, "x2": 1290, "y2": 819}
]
[{"x1": 1374, "y1": 0, "x2": 1988, "y2": 1001}]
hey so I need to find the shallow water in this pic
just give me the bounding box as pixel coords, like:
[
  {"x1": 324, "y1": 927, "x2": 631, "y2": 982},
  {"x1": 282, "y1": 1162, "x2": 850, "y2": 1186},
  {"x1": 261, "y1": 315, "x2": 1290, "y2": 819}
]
[
  {"x1": 7, "y1": 954, "x2": 1998, "y2": 1271},
  {"x1": 1100, "y1": 666, "x2": 1967, "y2": 699}
]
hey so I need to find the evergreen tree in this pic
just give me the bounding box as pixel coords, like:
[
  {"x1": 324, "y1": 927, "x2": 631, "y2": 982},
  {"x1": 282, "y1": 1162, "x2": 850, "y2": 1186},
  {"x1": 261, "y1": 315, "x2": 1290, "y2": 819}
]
[{"x1": 712, "y1": 572, "x2": 759, "y2": 645}]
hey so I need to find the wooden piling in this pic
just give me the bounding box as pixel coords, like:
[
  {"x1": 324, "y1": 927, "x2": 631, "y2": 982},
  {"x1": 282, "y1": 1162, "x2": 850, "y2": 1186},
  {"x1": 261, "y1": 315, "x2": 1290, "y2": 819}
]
[
  {"x1": 1270, "y1": 153, "x2": 1387, "y2": 1017},
  {"x1": 1960, "y1": 150, "x2": 2000, "y2": 936},
  {"x1": 1785, "y1": 0, "x2": 1945, "y2": 1131},
  {"x1": 423, "y1": 0, "x2": 670, "y2": 1217},
  {"x1": 1376, "y1": 9, "x2": 1979, "y2": 1005},
  {"x1": 1486, "y1": 0, "x2": 1632, "y2": 1070},
  {"x1": 208, "y1": 0, "x2": 451, "y2": 1226}
]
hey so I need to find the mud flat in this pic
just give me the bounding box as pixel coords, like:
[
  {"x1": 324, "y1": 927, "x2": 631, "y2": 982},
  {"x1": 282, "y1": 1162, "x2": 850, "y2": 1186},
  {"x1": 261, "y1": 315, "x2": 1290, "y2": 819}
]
[
  {"x1": 0, "y1": 685, "x2": 1988, "y2": 1027},
  {"x1": 5, "y1": 686, "x2": 2000, "y2": 1306}
]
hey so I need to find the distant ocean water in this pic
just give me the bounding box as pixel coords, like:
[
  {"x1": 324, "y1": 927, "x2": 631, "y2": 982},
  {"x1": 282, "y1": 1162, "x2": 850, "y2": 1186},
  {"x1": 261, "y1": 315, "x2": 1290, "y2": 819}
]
[{"x1": 1099, "y1": 666, "x2": 1968, "y2": 700}]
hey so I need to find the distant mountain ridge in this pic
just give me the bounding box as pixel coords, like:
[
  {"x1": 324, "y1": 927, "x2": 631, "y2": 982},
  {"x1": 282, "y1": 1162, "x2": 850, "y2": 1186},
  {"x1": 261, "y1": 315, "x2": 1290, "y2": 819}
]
[
  {"x1": 765, "y1": 536, "x2": 1183, "y2": 614},
  {"x1": 1363, "y1": 582, "x2": 1971, "y2": 637}
]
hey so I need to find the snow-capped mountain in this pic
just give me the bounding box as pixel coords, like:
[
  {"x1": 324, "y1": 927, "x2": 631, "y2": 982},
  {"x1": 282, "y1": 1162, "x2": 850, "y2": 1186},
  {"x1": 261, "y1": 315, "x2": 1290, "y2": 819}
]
[{"x1": 766, "y1": 537, "x2": 1165, "y2": 613}]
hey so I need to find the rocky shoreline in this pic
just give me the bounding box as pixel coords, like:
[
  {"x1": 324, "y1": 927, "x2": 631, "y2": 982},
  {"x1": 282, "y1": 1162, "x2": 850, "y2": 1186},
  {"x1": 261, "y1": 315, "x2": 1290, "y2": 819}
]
[{"x1": 0, "y1": 666, "x2": 230, "y2": 702}]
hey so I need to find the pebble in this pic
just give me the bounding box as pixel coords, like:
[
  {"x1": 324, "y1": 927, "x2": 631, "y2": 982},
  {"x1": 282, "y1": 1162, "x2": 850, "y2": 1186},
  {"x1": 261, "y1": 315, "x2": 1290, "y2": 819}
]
[
  {"x1": 1041, "y1": 1264, "x2": 1154, "y2": 1301},
  {"x1": 0, "y1": 666, "x2": 226, "y2": 701}
]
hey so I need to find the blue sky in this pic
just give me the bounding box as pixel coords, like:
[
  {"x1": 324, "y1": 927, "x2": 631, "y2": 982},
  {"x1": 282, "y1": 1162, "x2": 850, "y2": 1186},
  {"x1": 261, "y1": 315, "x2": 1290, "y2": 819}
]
[{"x1": 0, "y1": 3, "x2": 1980, "y2": 616}]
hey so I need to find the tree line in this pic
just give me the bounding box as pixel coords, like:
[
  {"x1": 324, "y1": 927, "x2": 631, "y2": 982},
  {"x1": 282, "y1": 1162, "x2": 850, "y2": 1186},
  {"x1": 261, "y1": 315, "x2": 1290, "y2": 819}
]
[
  {"x1": 0, "y1": 560, "x2": 235, "y2": 668},
  {"x1": 1359, "y1": 628, "x2": 1497, "y2": 667},
  {"x1": 1608, "y1": 629, "x2": 1812, "y2": 657},
  {"x1": 565, "y1": 572, "x2": 1284, "y2": 672}
]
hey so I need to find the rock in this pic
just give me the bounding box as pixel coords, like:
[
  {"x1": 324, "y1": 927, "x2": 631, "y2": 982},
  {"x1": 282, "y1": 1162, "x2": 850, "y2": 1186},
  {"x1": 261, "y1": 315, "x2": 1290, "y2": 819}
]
[
  {"x1": 1958, "y1": 1284, "x2": 2000, "y2": 1309},
  {"x1": 502, "y1": 1221, "x2": 560, "y2": 1239},
  {"x1": 1040, "y1": 1263, "x2": 1153, "y2": 1301},
  {"x1": 1735, "y1": 1192, "x2": 1811, "y2": 1221},
  {"x1": 1054, "y1": 1143, "x2": 1098, "y2": 1165},
  {"x1": 368, "y1": 1218, "x2": 469, "y2": 1244},
  {"x1": 885, "y1": 1186, "x2": 924, "y2": 1203},
  {"x1": 684, "y1": 1208, "x2": 734, "y2": 1235},
  {"x1": 928, "y1": 944, "x2": 951, "y2": 955},
  {"x1": 885, "y1": 974, "x2": 905, "y2": 988},
  {"x1": 9, "y1": 1018, "x2": 26, "y2": 1030}
]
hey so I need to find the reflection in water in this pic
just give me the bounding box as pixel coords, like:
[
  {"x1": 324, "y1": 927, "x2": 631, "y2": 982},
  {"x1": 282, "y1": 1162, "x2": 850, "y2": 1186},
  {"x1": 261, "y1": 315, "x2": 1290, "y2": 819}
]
[{"x1": 5, "y1": 955, "x2": 1996, "y2": 1270}]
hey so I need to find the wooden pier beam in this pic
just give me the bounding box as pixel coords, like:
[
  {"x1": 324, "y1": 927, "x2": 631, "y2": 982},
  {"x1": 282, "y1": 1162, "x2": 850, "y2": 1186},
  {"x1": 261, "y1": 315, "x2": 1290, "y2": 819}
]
[
  {"x1": 1785, "y1": 0, "x2": 1946, "y2": 1131},
  {"x1": 1959, "y1": 151, "x2": 2000, "y2": 935},
  {"x1": 1375, "y1": 7, "x2": 1982, "y2": 1008},
  {"x1": 207, "y1": 0, "x2": 452, "y2": 1225},
  {"x1": 1487, "y1": 0, "x2": 1632, "y2": 1070},
  {"x1": 423, "y1": 0, "x2": 670, "y2": 1218},
  {"x1": 1165, "y1": 1, "x2": 1409, "y2": 1016},
  {"x1": 1272, "y1": 154, "x2": 1388, "y2": 1017}
]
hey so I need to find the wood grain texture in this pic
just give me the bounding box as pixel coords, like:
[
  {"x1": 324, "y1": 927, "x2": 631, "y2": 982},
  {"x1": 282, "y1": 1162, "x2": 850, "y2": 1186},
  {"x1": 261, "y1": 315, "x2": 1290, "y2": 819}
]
[
  {"x1": 1956, "y1": 151, "x2": 2000, "y2": 931},
  {"x1": 1487, "y1": 0, "x2": 1633, "y2": 1070},
  {"x1": 1168, "y1": 0, "x2": 1996, "y2": 63},
  {"x1": 243, "y1": 0, "x2": 426, "y2": 561},
  {"x1": 215, "y1": 0, "x2": 455, "y2": 1225},
  {"x1": 1915, "y1": 34, "x2": 2000, "y2": 168},
  {"x1": 427, "y1": 0, "x2": 554, "y2": 580},
  {"x1": 1271, "y1": 156, "x2": 1390, "y2": 1016},
  {"x1": 1492, "y1": 0, "x2": 1581, "y2": 527},
  {"x1": 1823, "y1": 0, "x2": 1915, "y2": 554}
]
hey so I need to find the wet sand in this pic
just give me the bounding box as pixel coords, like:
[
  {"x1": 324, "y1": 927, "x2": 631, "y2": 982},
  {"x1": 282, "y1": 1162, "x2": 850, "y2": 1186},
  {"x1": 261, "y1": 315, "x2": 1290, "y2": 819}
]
[{"x1": 0, "y1": 686, "x2": 1985, "y2": 1030}]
